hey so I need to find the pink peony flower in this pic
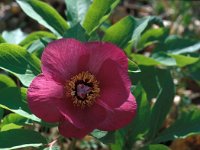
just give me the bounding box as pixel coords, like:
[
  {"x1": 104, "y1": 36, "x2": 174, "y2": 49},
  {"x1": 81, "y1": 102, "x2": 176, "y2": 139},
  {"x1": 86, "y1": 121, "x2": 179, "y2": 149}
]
[{"x1": 27, "y1": 38, "x2": 137, "y2": 138}]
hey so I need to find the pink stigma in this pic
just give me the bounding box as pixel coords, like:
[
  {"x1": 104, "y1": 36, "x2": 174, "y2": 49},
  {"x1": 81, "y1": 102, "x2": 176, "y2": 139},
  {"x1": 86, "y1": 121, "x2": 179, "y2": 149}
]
[{"x1": 77, "y1": 84, "x2": 92, "y2": 99}]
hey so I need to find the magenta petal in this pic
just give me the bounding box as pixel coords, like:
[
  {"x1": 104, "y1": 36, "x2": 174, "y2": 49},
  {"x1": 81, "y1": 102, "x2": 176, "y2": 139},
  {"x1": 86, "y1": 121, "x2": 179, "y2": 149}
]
[
  {"x1": 97, "y1": 93, "x2": 137, "y2": 131},
  {"x1": 85, "y1": 42, "x2": 128, "y2": 74},
  {"x1": 28, "y1": 39, "x2": 137, "y2": 136},
  {"x1": 59, "y1": 101, "x2": 107, "y2": 129},
  {"x1": 97, "y1": 59, "x2": 131, "y2": 108},
  {"x1": 42, "y1": 38, "x2": 89, "y2": 83},
  {"x1": 58, "y1": 121, "x2": 93, "y2": 138},
  {"x1": 28, "y1": 74, "x2": 64, "y2": 122}
]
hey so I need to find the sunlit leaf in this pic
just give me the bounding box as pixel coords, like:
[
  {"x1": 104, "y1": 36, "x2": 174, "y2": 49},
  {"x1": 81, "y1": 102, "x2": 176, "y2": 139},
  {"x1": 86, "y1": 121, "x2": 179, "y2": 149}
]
[
  {"x1": 19, "y1": 31, "x2": 56, "y2": 47},
  {"x1": 0, "y1": 35, "x2": 6, "y2": 43},
  {"x1": 103, "y1": 16, "x2": 137, "y2": 48},
  {"x1": 137, "y1": 28, "x2": 169, "y2": 50},
  {"x1": 103, "y1": 16, "x2": 163, "y2": 51},
  {"x1": 0, "y1": 74, "x2": 16, "y2": 89},
  {"x1": 169, "y1": 54, "x2": 199, "y2": 67},
  {"x1": 131, "y1": 54, "x2": 162, "y2": 66},
  {"x1": 0, "y1": 113, "x2": 28, "y2": 131},
  {"x1": 83, "y1": 0, "x2": 120, "y2": 34},
  {"x1": 0, "y1": 43, "x2": 41, "y2": 86},
  {"x1": 16, "y1": 0, "x2": 69, "y2": 36}
]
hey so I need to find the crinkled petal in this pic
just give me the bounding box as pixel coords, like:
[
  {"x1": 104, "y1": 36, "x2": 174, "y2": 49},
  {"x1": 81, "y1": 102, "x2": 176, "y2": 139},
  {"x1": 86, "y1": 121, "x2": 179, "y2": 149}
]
[
  {"x1": 58, "y1": 121, "x2": 93, "y2": 138},
  {"x1": 85, "y1": 42, "x2": 128, "y2": 74},
  {"x1": 42, "y1": 38, "x2": 89, "y2": 83},
  {"x1": 59, "y1": 100, "x2": 107, "y2": 129},
  {"x1": 28, "y1": 74, "x2": 64, "y2": 122},
  {"x1": 97, "y1": 93, "x2": 137, "y2": 131},
  {"x1": 97, "y1": 59, "x2": 131, "y2": 108}
]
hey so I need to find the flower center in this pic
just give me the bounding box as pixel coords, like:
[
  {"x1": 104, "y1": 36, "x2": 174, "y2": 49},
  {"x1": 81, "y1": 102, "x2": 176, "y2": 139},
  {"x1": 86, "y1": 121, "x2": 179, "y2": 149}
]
[
  {"x1": 77, "y1": 84, "x2": 92, "y2": 99},
  {"x1": 65, "y1": 71, "x2": 100, "y2": 108}
]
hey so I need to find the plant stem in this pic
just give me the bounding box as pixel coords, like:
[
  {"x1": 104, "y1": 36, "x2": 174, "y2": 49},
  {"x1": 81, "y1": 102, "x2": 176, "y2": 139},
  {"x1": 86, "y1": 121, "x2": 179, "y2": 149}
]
[{"x1": 68, "y1": 138, "x2": 77, "y2": 150}]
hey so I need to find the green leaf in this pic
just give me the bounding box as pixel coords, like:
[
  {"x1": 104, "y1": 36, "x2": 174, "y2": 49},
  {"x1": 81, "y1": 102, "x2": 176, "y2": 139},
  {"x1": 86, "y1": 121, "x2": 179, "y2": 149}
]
[
  {"x1": 0, "y1": 129, "x2": 47, "y2": 149},
  {"x1": 128, "y1": 59, "x2": 141, "y2": 73},
  {"x1": 132, "y1": 53, "x2": 199, "y2": 67},
  {"x1": 16, "y1": 0, "x2": 69, "y2": 36},
  {"x1": 63, "y1": 23, "x2": 89, "y2": 42},
  {"x1": 19, "y1": 31, "x2": 56, "y2": 47},
  {"x1": 65, "y1": 0, "x2": 91, "y2": 25},
  {"x1": 147, "y1": 69, "x2": 175, "y2": 140},
  {"x1": 131, "y1": 54, "x2": 162, "y2": 66},
  {"x1": 151, "y1": 52, "x2": 177, "y2": 66},
  {"x1": 137, "y1": 28, "x2": 169, "y2": 50},
  {"x1": 0, "y1": 74, "x2": 40, "y2": 122},
  {"x1": 0, "y1": 124, "x2": 22, "y2": 132},
  {"x1": 128, "y1": 16, "x2": 163, "y2": 49},
  {"x1": 0, "y1": 108, "x2": 3, "y2": 120},
  {"x1": 40, "y1": 37, "x2": 53, "y2": 47},
  {"x1": 0, "y1": 74, "x2": 16, "y2": 89},
  {"x1": 0, "y1": 113, "x2": 28, "y2": 131},
  {"x1": 0, "y1": 87, "x2": 41, "y2": 122},
  {"x1": 82, "y1": 0, "x2": 120, "y2": 34},
  {"x1": 130, "y1": 66, "x2": 160, "y2": 100},
  {"x1": 0, "y1": 43, "x2": 41, "y2": 86},
  {"x1": 0, "y1": 35, "x2": 6, "y2": 43},
  {"x1": 103, "y1": 16, "x2": 137, "y2": 48},
  {"x1": 132, "y1": 85, "x2": 151, "y2": 132},
  {"x1": 99, "y1": 131, "x2": 115, "y2": 144},
  {"x1": 26, "y1": 39, "x2": 45, "y2": 54},
  {"x1": 110, "y1": 131, "x2": 124, "y2": 150},
  {"x1": 154, "y1": 107, "x2": 200, "y2": 143},
  {"x1": 25, "y1": 37, "x2": 54, "y2": 58},
  {"x1": 2, "y1": 29, "x2": 26, "y2": 44},
  {"x1": 187, "y1": 60, "x2": 200, "y2": 82},
  {"x1": 154, "y1": 35, "x2": 200, "y2": 54},
  {"x1": 169, "y1": 54, "x2": 199, "y2": 67},
  {"x1": 20, "y1": 88, "x2": 29, "y2": 106},
  {"x1": 141, "y1": 144, "x2": 170, "y2": 150},
  {"x1": 103, "y1": 16, "x2": 163, "y2": 50},
  {"x1": 91, "y1": 129, "x2": 108, "y2": 139},
  {"x1": 88, "y1": 31, "x2": 100, "y2": 41},
  {"x1": 171, "y1": 42, "x2": 200, "y2": 54},
  {"x1": 122, "y1": 85, "x2": 151, "y2": 149}
]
